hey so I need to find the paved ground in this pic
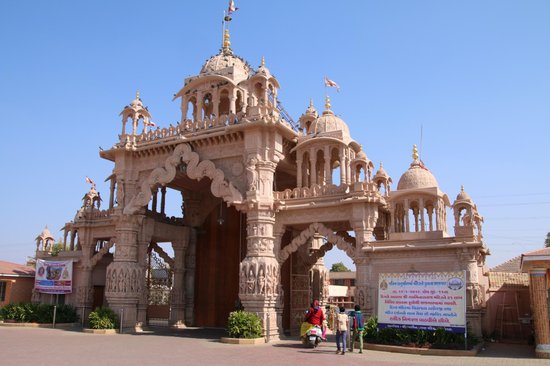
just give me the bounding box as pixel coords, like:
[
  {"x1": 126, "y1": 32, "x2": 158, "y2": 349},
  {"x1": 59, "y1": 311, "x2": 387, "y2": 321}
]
[{"x1": 0, "y1": 326, "x2": 543, "y2": 366}]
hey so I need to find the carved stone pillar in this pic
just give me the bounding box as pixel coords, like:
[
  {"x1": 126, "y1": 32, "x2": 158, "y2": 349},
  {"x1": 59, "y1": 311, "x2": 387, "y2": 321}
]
[
  {"x1": 240, "y1": 208, "x2": 282, "y2": 341},
  {"x1": 75, "y1": 264, "x2": 94, "y2": 324},
  {"x1": 170, "y1": 232, "x2": 189, "y2": 328},
  {"x1": 105, "y1": 215, "x2": 144, "y2": 331},
  {"x1": 529, "y1": 269, "x2": 550, "y2": 359},
  {"x1": 135, "y1": 240, "x2": 149, "y2": 331},
  {"x1": 354, "y1": 257, "x2": 374, "y2": 316},
  {"x1": 184, "y1": 228, "x2": 197, "y2": 325},
  {"x1": 296, "y1": 158, "x2": 302, "y2": 188}
]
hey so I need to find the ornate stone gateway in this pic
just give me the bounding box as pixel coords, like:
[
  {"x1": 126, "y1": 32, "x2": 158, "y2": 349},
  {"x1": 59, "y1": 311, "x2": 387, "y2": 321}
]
[{"x1": 34, "y1": 16, "x2": 490, "y2": 339}]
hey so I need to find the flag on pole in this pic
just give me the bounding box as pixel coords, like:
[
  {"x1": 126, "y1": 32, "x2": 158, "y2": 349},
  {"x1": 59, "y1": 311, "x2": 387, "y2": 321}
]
[
  {"x1": 228, "y1": 0, "x2": 238, "y2": 14},
  {"x1": 324, "y1": 77, "x2": 340, "y2": 92},
  {"x1": 144, "y1": 120, "x2": 157, "y2": 127},
  {"x1": 85, "y1": 176, "x2": 95, "y2": 186}
]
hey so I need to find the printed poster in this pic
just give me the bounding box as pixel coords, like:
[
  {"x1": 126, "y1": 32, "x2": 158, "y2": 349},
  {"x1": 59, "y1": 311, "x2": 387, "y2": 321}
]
[
  {"x1": 35, "y1": 259, "x2": 73, "y2": 294},
  {"x1": 377, "y1": 271, "x2": 466, "y2": 333}
]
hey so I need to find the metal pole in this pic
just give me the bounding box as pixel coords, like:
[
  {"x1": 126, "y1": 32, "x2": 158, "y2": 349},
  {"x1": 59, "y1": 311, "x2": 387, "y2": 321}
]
[
  {"x1": 53, "y1": 305, "x2": 57, "y2": 329},
  {"x1": 119, "y1": 308, "x2": 124, "y2": 334},
  {"x1": 266, "y1": 312, "x2": 270, "y2": 343},
  {"x1": 81, "y1": 306, "x2": 85, "y2": 327}
]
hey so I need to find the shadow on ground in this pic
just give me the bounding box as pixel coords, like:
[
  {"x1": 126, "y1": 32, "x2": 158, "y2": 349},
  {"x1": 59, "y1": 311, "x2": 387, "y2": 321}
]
[{"x1": 477, "y1": 342, "x2": 535, "y2": 359}]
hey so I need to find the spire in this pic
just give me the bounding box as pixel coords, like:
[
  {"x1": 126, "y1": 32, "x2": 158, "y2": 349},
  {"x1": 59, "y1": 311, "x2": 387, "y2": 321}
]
[
  {"x1": 261, "y1": 55, "x2": 265, "y2": 67},
  {"x1": 136, "y1": 90, "x2": 140, "y2": 100},
  {"x1": 309, "y1": 99, "x2": 313, "y2": 108}
]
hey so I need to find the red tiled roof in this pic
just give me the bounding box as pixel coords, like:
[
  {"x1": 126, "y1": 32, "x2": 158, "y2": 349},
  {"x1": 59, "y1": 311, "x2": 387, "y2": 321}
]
[
  {"x1": 0, "y1": 260, "x2": 35, "y2": 277},
  {"x1": 490, "y1": 255, "x2": 523, "y2": 272},
  {"x1": 523, "y1": 247, "x2": 550, "y2": 257}
]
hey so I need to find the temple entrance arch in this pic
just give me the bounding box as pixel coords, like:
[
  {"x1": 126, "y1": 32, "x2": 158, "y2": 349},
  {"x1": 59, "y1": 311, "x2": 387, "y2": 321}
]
[
  {"x1": 276, "y1": 222, "x2": 356, "y2": 335},
  {"x1": 124, "y1": 143, "x2": 243, "y2": 215}
]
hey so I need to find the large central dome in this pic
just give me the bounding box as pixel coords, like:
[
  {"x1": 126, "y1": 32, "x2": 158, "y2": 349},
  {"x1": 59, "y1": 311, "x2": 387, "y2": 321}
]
[
  {"x1": 199, "y1": 29, "x2": 252, "y2": 78},
  {"x1": 200, "y1": 49, "x2": 252, "y2": 76}
]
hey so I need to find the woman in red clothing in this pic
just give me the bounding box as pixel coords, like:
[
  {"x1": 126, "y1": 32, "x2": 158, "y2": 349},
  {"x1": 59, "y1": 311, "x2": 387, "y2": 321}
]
[{"x1": 305, "y1": 299, "x2": 324, "y2": 326}]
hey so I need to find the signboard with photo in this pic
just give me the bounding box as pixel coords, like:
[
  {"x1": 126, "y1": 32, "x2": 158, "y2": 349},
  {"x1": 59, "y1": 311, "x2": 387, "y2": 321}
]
[
  {"x1": 35, "y1": 259, "x2": 73, "y2": 294},
  {"x1": 377, "y1": 271, "x2": 466, "y2": 334}
]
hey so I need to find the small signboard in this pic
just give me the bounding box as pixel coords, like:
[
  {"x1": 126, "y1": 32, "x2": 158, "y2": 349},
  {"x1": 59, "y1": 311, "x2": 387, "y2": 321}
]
[
  {"x1": 377, "y1": 271, "x2": 466, "y2": 334},
  {"x1": 35, "y1": 259, "x2": 73, "y2": 294}
]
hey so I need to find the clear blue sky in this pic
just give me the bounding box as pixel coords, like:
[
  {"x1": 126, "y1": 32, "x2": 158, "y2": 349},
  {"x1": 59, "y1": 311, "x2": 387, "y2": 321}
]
[{"x1": 1, "y1": 1, "x2": 549, "y2": 271}]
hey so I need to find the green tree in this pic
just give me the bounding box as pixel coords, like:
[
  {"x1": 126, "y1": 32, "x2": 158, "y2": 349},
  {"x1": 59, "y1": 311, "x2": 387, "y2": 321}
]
[
  {"x1": 545, "y1": 232, "x2": 550, "y2": 248},
  {"x1": 330, "y1": 262, "x2": 351, "y2": 272}
]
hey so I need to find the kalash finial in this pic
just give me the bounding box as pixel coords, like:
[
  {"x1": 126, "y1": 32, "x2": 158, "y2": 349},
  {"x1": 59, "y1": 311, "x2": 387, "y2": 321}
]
[
  {"x1": 309, "y1": 99, "x2": 313, "y2": 108},
  {"x1": 136, "y1": 90, "x2": 140, "y2": 100},
  {"x1": 325, "y1": 95, "x2": 331, "y2": 111},
  {"x1": 223, "y1": 29, "x2": 231, "y2": 52},
  {"x1": 412, "y1": 144, "x2": 419, "y2": 160},
  {"x1": 261, "y1": 55, "x2": 265, "y2": 67}
]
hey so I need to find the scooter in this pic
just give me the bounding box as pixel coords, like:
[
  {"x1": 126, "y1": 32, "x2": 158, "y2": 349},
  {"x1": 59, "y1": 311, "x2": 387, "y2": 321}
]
[{"x1": 303, "y1": 325, "x2": 323, "y2": 348}]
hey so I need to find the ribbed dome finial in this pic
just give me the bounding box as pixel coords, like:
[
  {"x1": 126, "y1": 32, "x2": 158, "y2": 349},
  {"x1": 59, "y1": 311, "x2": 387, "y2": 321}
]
[
  {"x1": 223, "y1": 29, "x2": 231, "y2": 52},
  {"x1": 261, "y1": 55, "x2": 265, "y2": 67},
  {"x1": 412, "y1": 144, "x2": 419, "y2": 160},
  {"x1": 325, "y1": 95, "x2": 331, "y2": 111}
]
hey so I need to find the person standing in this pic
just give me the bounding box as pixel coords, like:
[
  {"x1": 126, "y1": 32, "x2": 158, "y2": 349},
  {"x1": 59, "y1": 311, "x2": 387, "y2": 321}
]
[
  {"x1": 349, "y1": 304, "x2": 365, "y2": 353},
  {"x1": 335, "y1": 307, "x2": 348, "y2": 355}
]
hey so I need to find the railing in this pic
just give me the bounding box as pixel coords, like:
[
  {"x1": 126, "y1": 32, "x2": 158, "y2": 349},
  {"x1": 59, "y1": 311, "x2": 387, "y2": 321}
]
[{"x1": 274, "y1": 182, "x2": 379, "y2": 200}]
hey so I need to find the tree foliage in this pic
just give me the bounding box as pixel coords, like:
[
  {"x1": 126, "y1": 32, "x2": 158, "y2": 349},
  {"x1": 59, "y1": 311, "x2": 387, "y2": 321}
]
[
  {"x1": 330, "y1": 262, "x2": 351, "y2": 272},
  {"x1": 545, "y1": 232, "x2": 550, "y2": 248}
]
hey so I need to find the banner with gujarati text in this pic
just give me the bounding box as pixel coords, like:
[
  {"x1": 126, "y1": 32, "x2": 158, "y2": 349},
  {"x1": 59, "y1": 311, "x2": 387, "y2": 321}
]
[
  {"x1": 377, "y1": 271, "x2": 466, "y2": 333},
  {"x1": 35, "y1": 259, "x2": 73, "y2": 294}
]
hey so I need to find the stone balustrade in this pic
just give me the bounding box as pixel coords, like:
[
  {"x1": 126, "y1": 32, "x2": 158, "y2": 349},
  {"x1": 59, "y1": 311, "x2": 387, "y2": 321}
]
[{"x1": 274, "y1": 182, "x2": 379, "y2": 201}]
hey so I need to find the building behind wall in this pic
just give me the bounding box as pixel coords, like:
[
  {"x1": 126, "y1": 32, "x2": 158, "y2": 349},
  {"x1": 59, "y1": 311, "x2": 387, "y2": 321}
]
[
  {"x1": 0, "y1": 260, "x2": 35, "y2": 306},
  {"x1": 328, "y1": 271, "x2": 355, "y2": 309}
]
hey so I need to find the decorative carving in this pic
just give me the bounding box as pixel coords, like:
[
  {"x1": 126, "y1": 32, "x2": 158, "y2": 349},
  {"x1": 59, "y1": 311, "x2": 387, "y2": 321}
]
[
  {"x1": 105, "y1": 264, "x2": 143, "y2": 296},
  {"x1": 246, "y1": 157, "x2": 258, "y2": 191},
  {"x1": 277, "y1": 222, "x2": 355, "y2": 263},
  {"x1": 124, "y1": 143, "x2": 243, "y2": 215}
]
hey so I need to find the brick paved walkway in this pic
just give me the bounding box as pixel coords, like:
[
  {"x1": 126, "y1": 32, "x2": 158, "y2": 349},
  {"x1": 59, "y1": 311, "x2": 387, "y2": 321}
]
[{"x1": 0, "y1": 326, "x2": 543, "y2": 366}]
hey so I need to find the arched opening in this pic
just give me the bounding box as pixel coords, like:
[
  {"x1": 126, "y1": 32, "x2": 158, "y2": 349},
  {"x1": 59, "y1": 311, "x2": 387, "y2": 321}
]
[
  {"x1": 254, "y1": 82, "x2": 263, "y2": 105},
  {"x1": 219, "y1": 89, "x2": 230, "y2": 116},
  {"x1": 203, "y1": 93, "x2": 213, "y2": 118},
  {"x1": 235, "y1": 90, "x2": 244, "y2": 113},
  {"x1": 186, "y1": 97, "x2": 196, "y2": 121},
  {"x1": 316, "y1": 149, "x2": 325, "y2": 185},
  {"x1": 330, "y1": 147, "x2": 340, "y2": 185},
  {"x1": 302, "y1": 151, "x2": 310, "y2": 187}
]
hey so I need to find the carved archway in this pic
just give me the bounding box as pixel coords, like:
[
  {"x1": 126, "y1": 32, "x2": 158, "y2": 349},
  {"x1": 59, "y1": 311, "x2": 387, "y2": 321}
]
[
  {"x1": 277, "y1": 222, "x2": 356, "y2": 264},
  {"x1": 124, "y1": 143, "x2": 243, "y2": 215}
]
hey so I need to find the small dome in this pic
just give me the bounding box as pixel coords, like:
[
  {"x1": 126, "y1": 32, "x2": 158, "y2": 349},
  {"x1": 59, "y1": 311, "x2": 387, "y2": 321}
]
[
  {"x1": 305, "y1": 99, "x2": 317, "y2": 117},
  {"x1": 36, "y1": 226, "x2": 54, "y2": 241},
  {"x1": 255, "y1": 56, "x2": 271, "y2": 77},
  {"x1": 309, "y1": 96, "x2": 350, "y2": 140},
  {"x1": 455, "y1": 185, "x2": 472, "y2": 203},
  {"x1": 356, "y1": 151, "x2": 367, "y2": 160},
  {"x1": 397, "y1": 163, "x2": 439, "y2": 190},
  {"x1": 374, "y1": 162, "x2": 389, "y2": 179},
  {"x1": 130, "y1": 91, "x2": 143, "y2": 109},
  {"x1": 397, "y1": 145, "x2": 439, "y2": 190}
]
